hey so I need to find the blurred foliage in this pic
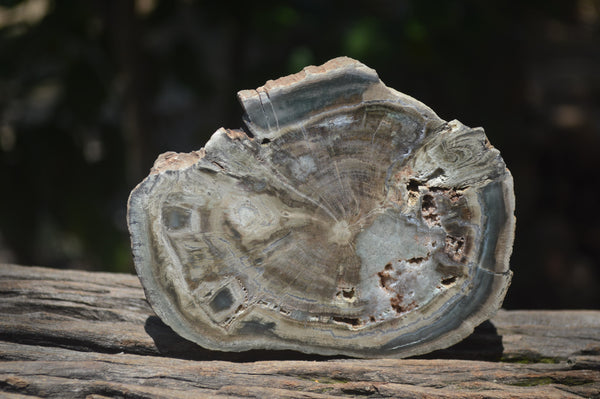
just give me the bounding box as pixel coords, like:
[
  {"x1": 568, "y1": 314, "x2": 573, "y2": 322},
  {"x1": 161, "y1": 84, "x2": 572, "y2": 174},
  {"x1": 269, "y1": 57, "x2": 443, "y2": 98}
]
[{"x1": 0, "y1": 0, "x2": 599, "y2": 308}]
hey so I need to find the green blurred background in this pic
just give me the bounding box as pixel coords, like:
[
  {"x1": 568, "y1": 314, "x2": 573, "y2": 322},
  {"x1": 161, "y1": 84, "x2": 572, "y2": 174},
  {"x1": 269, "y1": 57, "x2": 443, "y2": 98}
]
[{"x1": 1, "y1": 0, "x2": 599, "y2": 309}]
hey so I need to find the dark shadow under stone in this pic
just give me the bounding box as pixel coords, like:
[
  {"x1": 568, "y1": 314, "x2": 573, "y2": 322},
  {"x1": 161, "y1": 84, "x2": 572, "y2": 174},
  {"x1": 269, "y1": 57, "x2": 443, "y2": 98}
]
[{"x1": 144, "y1": 316, "x2": 503, "y2": 362}]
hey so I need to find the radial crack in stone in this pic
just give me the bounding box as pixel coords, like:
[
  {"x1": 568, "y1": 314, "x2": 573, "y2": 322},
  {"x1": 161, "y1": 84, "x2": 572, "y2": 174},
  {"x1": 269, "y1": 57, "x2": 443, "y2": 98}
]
[{"x1": 127, "y1": 57, "x2": 515, "y2": 358}]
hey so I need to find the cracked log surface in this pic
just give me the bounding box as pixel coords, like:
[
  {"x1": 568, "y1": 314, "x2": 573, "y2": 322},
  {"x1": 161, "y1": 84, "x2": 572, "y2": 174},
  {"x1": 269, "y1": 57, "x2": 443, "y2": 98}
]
[{"x1": 1, "y1": 264, "x2": 599, "y2": 398}]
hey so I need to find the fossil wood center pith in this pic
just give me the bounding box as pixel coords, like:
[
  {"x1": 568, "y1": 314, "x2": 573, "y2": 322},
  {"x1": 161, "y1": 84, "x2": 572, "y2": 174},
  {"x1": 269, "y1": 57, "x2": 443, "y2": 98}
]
[{"x1": 127, "y1": 57, "x2": 515, "y2": 358}]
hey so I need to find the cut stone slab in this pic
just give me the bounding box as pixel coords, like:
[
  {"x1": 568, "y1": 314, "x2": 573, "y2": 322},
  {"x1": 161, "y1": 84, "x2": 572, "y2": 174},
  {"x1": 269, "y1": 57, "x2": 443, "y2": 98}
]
[{"x1": 127, "y1": 57, "x2": 515, "y2": 358}]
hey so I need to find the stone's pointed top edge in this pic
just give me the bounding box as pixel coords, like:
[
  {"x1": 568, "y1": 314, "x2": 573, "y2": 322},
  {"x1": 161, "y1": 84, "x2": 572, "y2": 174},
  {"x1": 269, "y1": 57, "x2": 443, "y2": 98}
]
[
  {"x1": 237, "y1": 57, "x2": 377, "y2": 102},
  {"x1": 237, "y1": 57, "x2": 383, "y2": 138},
  {"x1": 313, "y1": 56, "x2": 368, "y2": 71},
  {"x1": 149, "y1": 149, "x2": 206, "y2": 175},
  {"x1": 263, "y1": 56, "x2": 377, "y2": 91}
]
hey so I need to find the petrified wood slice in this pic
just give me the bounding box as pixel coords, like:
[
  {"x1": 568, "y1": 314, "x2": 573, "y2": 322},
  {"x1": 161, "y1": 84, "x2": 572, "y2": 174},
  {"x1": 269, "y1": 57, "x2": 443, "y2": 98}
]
[{"x1": 127, "y1": 57, "x2": 515, "y2": 358}]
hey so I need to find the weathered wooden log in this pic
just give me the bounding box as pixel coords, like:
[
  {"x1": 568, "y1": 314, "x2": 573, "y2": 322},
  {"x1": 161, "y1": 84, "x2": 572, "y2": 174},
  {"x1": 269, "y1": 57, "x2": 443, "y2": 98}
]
[{"x1": 1, "y1": 264, "x2": 599, "y2": 398}]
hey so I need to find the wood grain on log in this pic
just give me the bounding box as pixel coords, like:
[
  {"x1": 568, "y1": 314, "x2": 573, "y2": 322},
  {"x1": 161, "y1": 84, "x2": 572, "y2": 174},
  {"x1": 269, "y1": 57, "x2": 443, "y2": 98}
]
[{"x1": 1, "y1": 264, "x2": 599, "y2": 398}]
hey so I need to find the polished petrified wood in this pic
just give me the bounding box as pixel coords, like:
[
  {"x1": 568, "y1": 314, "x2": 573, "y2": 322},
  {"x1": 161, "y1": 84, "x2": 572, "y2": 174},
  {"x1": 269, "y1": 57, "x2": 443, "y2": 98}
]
[{"x1": 127, "y1": 57, "x2": 515, "y2": 358}]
